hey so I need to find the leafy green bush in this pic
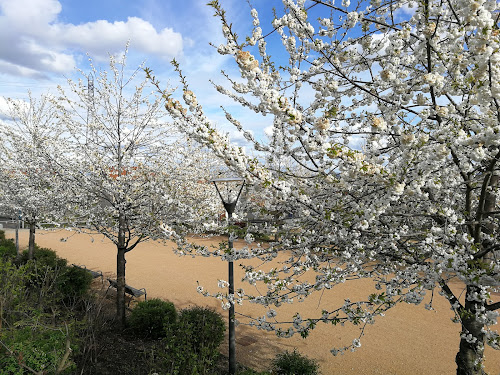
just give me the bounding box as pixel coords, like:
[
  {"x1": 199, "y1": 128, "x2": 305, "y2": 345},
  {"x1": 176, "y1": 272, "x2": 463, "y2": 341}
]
[
  {"x1": 177, "y1": 306, "x2": 225, "y2": 353},
  {"x1": 57, "y1": 265, "x2": 93, "y2": 300},
  {"x1": 0, "y1": 260, "x2": 30, "y2": 327},
  {"x1": 0, "y1": 325, "x2": 76, "y2": 375},
  {"x1": 0, "y1": 229, "x2": 5, "y2": 240},
  {"x1": 0, "y1": 238, "x2": 17, "y2": 260},
  {"x1": 20, "y1": 246, "x2": 67, "y2": 269},
  {"x1": 271, "y1": 349, "x2": 320, "y2": 375},
  {"x1": 0, "y1": 244, "x2": 88, "y2": 375},
  {"x1": 128, "y1": 299, "x2": 177, "y2": 339},
  {"x1": 160, "y1": 306, "x2": 225, "y2": 375}
]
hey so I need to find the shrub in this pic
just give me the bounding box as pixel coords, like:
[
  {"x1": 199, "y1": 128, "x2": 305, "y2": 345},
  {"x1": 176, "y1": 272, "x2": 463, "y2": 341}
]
[
  {"x1": 19, "y1": 247, "x2": 67, "y2": 303},
  {"x1": 0, "y1": 230, "x2": 5, "y2": 240},
  {"x1": 0, "y1": 260, "x2": 30, "y2": 326},
  {"x1": 0, "y1": 238, "x2": 17, "y2": 260},
  {"x1": 160, "y1": 306, "x2": 225, "y2": 375},
  {"x1": 177, "y1": 306, "x2": 225, "y2": 353},
  {"x1": 128, "y1": 299, "x2": 177, "y2": 339},
  {"x1": 20, "y1": 246, "x2": 67, "y2": 269},
  {"x1": 57, "y1": 265, "x2": 93, "y2": 300},
  {"x1": 271, "y1": 349, "x2": 320, "y2": 375},
  {"x1": 0, "y1": 325, "x2": 76, "y2": 375}
]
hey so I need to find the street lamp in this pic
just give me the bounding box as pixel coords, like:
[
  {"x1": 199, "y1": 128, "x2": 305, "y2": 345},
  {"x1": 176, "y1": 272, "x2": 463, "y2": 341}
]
[{"x1": 211, "y1": 177, "x2": 245, "y2": 375}]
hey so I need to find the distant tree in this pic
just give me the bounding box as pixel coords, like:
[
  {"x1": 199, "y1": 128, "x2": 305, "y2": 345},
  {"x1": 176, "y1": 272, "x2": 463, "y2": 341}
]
[
  {"x1": 54, "y1": 49, "x2": 216, "y2": 327},
  {"x1": 149, "y1": 0, "x2": 500, "y2": 373},
  {"x1": 0, "y1": 93, "x2": 64, "y2": 259}
]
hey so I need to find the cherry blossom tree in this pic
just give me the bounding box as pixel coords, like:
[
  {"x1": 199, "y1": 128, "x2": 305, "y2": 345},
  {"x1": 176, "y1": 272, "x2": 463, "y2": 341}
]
[
  {"x1": 148, "y1": 0, "x2": 500, "y2": 373},
  {"x1": 0, "y1": 93, "x2": 65, "y2": 259},
  {"x1": 54, "y1": 50, "x2": 217, "y2": 327}
]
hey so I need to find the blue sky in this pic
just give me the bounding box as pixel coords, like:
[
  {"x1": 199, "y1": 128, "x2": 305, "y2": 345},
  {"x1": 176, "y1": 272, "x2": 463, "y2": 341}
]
[{"x1": 0, "y1": 0, "x2": 277, "y2": 144}]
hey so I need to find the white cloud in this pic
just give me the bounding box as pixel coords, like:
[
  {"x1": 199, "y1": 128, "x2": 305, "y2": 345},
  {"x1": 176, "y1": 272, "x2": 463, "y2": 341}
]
[
  {"x1": 0, "y1": 0, "x2": 184, "y2": 77},
  {"x1": 52, "y1": 17, "x2": 183, "y2": 61},
  {"x1": 0, "y1": 0, "x2": 60, "y2": 27},
  {"x1": 0, "y1": 60, "x2": 48, "y2": 79}
]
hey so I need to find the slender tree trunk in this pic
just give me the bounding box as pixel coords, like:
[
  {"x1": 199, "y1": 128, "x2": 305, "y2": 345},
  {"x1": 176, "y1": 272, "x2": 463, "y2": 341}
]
[
  {"x1": 116, "y1": 213, "x2": 127, "y2": 329},
  {"x1": 116, "y1": 246, "x2": 127, "y2": 329},
  {"x1": 15, "y1": 215, "x2": 19, "y2": 260},
  {"x1": 455, "y1": 286, "x2": 486, "y2": 375},
  {"x1": 28, "y1": 221, "x2": 36, "y2": 260}
]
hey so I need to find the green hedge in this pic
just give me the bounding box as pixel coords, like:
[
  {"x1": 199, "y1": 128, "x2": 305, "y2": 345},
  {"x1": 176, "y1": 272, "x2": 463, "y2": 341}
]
[
  {"x1": 128, "y1": 299, "x2": 177, "y2": 339},
  {"x1": 0, "y1": 238, "x2": 17, "y2": 260},
  {"x1": 271, "y1": 349, "x2": 320, "y2": 375},
  {"x1": 159, "y1": 306, "x2": 226, "y2": 375}
]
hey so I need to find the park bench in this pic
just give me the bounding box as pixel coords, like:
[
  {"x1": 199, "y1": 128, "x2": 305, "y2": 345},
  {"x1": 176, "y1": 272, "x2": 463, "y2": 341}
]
[
  {"x1": 107, "y1": 278, "x2": 147, "y2": 305},
  {"x1": 72, "y1": 264, "x2": 103, "y2": 281}
]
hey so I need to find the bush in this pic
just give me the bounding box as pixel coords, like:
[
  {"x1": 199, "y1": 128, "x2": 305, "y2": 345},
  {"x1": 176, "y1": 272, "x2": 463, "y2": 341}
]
[
  {"x1": 178, "y1": 306, "x2": 225, "y2": 352},
  {"x1": 160, "y1": 306, "x2": 226, "y2": 375},
  {"x1": 0, "y1": 260, "x2": 30, "y2": 327},
  {"x1": 0, "y1": 238, "x2": 17, "y2": 260},
  {"x1": 128, "y1": 299, "x2": 177, "y2": 339},
  {"x1": 57, "y1": 265, "x2": 93, "y2": 300},
  {"x1": 20, "y1": 246, "x2": 67, "y2": 269},
  {"x1": 19, "y1": 247, "x2": 67, "y2": 302},
  {"x1": 271, "y1": 349, "x2": 320, "y2": 375},
  {"x1": 0, "y1": 230, "x2": 5, "y2": 240},
  {"x1": 0, "y1": 244, "x2": 85, "y2": 375},
  {"x1": 0, "y1": 325, "x2": 76, "y2": 375}
]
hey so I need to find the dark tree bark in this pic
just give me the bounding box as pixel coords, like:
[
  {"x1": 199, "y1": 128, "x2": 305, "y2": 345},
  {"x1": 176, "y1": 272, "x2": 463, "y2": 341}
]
[
  {"x1": 116, "y1": 212, "x2": 127, "y2": 329},
  {"x1": 116, "y1": 246, "x2": 127, "y2": 329},
  {"x1": 456, "y1": 173, "x2": 499, "y2": 374},
  {"x1": 456, "y1": 286, "x2": 486, "y2": 375},
  {"x1": 28, "y1": 221, "x2": 36, "y2": 260}
]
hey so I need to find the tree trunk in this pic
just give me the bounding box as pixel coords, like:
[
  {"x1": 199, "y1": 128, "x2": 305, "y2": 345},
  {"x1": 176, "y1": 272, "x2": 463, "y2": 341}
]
[
  {"x1": 455, "y1": 286, "x2": 486, "y2": 375},
  {"x1": 116, "y1": 246, "x2": 127, "y2": 329},
  {"x1": 15, "y1": 216, "x2": 20, "y2": 260},
  {"x1": 116, "y1": 211, "x2": 127, "y2": 329},
  {"x1": 28, "y1": 221, "x2": 36, "y2": 260}
]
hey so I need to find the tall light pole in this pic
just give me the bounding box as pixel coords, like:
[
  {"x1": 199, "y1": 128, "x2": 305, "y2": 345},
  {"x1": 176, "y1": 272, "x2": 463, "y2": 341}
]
[{"x1": 211, "y1": 177, "x2": 245, "y2": 375}]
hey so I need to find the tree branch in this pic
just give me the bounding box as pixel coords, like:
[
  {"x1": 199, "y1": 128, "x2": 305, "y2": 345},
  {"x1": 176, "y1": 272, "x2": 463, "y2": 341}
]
[{"x1": 486, "y1": 301, "x2": 500, "y2": 311}]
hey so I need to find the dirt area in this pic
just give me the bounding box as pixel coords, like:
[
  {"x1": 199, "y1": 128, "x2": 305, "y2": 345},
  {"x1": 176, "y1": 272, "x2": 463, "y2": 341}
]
[{"x1": 5, "y1": 228, "x2": 500, "y2": 374}]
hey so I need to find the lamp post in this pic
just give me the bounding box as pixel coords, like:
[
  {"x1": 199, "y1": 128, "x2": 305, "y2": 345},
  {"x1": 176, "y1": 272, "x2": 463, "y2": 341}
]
[{"x1": 211, "y1": 177, "x2": 245, "y2": 375}]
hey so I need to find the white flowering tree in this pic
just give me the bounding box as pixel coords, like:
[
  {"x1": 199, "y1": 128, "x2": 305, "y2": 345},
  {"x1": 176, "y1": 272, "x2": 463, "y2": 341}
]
[
  {"x1": 148, "y1": 0, "x2": 500, "y2": 373},
  {"x1": 54, "y1": 50, "x2": 218, "y2": 327},
  {"x1": 0, "y1": 93, "x2": 65, "y2": 259}
]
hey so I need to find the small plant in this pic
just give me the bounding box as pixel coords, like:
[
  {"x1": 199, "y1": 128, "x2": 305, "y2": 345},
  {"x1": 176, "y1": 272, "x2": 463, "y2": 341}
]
[
  {"x1": 159, "y1": 306, "x2": 226, "y2": 375},
  {"x1": 0, "y1": 325, "x2": 76, "y2": 374},
  {"x1": 128, "y1": 299, "x2": 177, "y2": 339},
  {"x1": 0, "y1": 238, "x2": 17, "y2": 259},
  {"x1": 57, "y1": 265, "x2": 93, "y2": 300},
  {"x1": 271, "y1": 349, "x2": 320, "y2": 375},
  {"x1": 177, "y1": 306, "x2": 225, "y2": 352}
]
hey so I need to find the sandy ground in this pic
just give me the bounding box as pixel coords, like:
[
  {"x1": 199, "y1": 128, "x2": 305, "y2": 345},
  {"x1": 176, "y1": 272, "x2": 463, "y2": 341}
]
[{"x1": 5, "y1": 228, "x2": 499, "y2": 374}]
